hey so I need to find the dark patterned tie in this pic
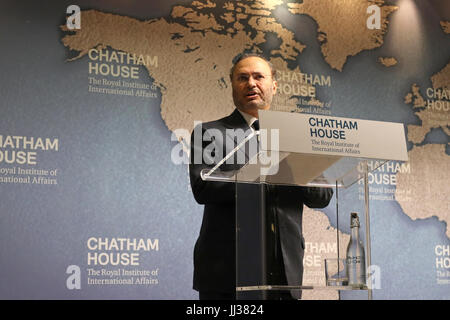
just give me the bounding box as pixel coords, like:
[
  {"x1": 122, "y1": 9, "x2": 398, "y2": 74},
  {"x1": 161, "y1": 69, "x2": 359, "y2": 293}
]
[
  {"x1": 252, "y1": 120, "x2": 260, "y2": 131},
  {"x1": 251, "y1": 120, "x2": 260, "y2": 150}
]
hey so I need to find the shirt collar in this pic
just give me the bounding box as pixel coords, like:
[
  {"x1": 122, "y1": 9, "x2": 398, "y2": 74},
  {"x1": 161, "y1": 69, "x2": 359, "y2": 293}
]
[{"x1": 236, "y1": 109, "x2": 258, "y2": 129}]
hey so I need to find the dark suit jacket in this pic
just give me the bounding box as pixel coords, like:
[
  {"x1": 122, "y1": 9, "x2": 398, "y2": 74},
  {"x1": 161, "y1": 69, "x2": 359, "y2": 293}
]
[{"x1": 189, "y1": 109, "x2": 333, "y2": 294}]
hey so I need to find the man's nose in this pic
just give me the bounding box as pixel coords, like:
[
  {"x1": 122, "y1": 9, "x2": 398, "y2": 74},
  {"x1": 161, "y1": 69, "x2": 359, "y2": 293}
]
[{"x1": 246, "y1": 76, "x2": 257, "y2": 87}]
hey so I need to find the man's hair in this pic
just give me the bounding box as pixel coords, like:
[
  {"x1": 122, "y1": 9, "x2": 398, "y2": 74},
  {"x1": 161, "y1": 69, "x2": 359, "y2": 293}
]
[{"x1": 229, "y1": 53, "x2": 276, "y2": 80}]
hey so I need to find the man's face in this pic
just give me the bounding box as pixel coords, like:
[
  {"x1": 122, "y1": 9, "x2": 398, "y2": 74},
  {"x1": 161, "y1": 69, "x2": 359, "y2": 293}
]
[{"x1": 231, "y1": 57, "x2": 277, "y2": 116}]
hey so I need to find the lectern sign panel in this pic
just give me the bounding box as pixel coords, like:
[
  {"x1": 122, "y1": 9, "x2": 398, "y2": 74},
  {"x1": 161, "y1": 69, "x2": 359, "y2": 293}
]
[{"x1": 259, "y1": 110, "x2": 408, "y2": 161}]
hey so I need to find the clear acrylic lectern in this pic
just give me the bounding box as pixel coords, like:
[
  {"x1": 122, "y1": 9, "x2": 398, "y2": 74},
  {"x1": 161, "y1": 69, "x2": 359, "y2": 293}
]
[
  {"x1": 200, "y1": 110, "x2": 408, "y2": 300},
  {"x1": 202, "y1": 147, "x2": 387, "y2": 300}
]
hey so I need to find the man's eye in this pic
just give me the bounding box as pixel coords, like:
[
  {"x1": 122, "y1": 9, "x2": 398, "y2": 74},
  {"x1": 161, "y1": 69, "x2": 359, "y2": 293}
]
[{"x1": 255, "y1": 74, "x2": 264, "y2": 80}]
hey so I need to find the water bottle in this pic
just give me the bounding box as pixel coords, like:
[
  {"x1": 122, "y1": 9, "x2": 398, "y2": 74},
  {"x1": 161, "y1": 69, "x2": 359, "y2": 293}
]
[{"x1": 346, "y1": 212, "x2": 366, "y2": 287}]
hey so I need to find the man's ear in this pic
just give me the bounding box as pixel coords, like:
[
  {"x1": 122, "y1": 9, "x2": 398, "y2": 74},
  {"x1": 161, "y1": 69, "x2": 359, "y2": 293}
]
[{"x1": 272, "y1": 80, "x2": 278, "y2": 94}]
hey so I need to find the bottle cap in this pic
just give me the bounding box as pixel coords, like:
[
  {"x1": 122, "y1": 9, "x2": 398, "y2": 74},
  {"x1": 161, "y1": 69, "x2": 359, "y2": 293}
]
[{"x1": 350, "y1": 212, "x2": 360, "y2": 228}]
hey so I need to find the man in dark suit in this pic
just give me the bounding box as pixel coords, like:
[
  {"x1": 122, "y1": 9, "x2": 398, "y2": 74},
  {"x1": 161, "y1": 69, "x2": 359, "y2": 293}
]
[{"x1": 189, "y1": 53, "x2": 333, "y2": 300}]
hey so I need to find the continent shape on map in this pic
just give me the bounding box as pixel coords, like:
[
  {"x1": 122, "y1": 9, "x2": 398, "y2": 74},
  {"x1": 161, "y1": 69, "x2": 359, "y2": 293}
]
[
  {"x1": 301, "y1": 207, "x2": 350, "y2": 300},
  {"x1": 61, "y1": 0, "x2": 398, "y2": 143},
  {"x1": 395, "y1": 144, "x2": 450, "y2": 238},
  {"x1": 399, "y1": 21, "x2": 450, "y2": 239},
  {"x1": 404, "y1": 83, "x2": 450, "y2": 144},
  {"x1": 61, "y1": 9, "x2": 247, "y2": 136},
  {"x1": 61, "y1": 0, "x2": 314, "y2": 141},
  {"x1": 403, "y1": 20, "x2": 450, "y2": 144},
  {"x1": 288, "y1": 0, "x2": 398, "y2": 71}
]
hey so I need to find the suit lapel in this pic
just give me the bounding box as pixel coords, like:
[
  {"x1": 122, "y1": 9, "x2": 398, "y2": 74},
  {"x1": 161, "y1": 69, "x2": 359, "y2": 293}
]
[
  {"x1": 221, "y1": 109, "x2": 259, "y2": 164},
  {"x1": 222, "y1": 108, "x2": 249, "y2": 130}
]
